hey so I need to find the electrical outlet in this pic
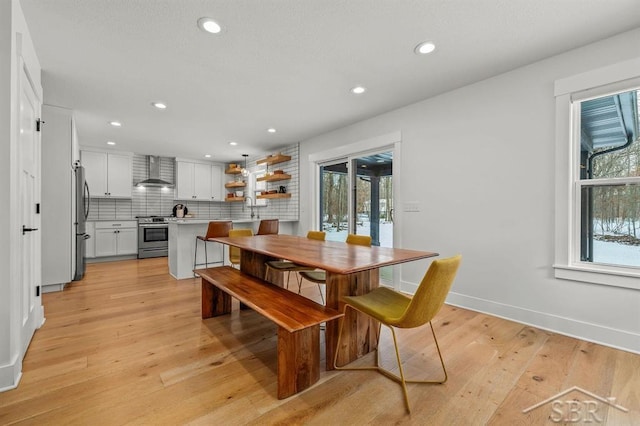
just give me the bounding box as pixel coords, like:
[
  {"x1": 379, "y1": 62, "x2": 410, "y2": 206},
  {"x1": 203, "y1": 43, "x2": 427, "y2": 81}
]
[{"x1": 404, "y1": 202, "x2": 420, "y2": 212}]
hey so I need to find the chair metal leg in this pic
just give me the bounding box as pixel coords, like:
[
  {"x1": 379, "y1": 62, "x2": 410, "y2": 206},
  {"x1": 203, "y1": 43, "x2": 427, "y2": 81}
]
[
  {"x1": 193, "y1": 239, "x2": 199, "y2": 277},
  {"x1": 286, "y1": 271, "x2": 293, "y2": 290},
  {"x1": 333, "y1": 306, "x2": 447, "y2": 414},
  {"x1": 296, "y1": 273, "x2": 303, "y2": 294},
  {"x1": 204, "y1": 240, "x2": 208, "y2": 268},
  {"x1": 317, "y1": 283, "x2": 325, "y2": 304}
]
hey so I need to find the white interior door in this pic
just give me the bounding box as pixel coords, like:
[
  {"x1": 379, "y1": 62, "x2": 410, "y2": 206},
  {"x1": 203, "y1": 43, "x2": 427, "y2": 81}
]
[{"x1": 18, "y1": 61, "x2": 42, "y2": 353}]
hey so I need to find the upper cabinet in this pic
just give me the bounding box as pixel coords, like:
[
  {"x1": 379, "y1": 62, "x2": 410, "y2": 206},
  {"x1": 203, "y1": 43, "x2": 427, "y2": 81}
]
[
  {"x1": 175, "y1": 159, "x2": 222, "y2": 201},
  {"x1": 81, "y1": 150, "x2": 132, "y2": 198}
]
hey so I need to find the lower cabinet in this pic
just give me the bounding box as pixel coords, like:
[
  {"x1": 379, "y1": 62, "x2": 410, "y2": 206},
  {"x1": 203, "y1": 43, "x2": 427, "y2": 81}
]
[{"x1": 94, "y1": 221, "x2": 138, "y2": 257}]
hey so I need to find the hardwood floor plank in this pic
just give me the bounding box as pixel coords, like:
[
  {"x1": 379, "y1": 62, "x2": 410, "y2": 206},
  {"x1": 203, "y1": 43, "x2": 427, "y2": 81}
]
[{"x1": 0, "y1": 258, "x2": 637, "y2": 425}]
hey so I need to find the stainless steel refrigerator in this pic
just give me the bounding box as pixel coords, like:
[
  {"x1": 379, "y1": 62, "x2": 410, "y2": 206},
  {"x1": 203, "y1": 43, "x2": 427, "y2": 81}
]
[{"x1": 73, "y1": 164, "x2": 91, "y2": 280}]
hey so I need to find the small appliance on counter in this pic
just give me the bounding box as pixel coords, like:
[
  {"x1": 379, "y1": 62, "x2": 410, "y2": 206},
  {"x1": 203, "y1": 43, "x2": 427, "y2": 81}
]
[{"x1": 172, "y1": 204, "x2": 188, "y2": 218}]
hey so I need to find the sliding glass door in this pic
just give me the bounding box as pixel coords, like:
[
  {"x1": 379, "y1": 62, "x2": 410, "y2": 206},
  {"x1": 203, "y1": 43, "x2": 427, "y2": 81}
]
[
  {"x1": 320, "y1": 161, "x2": 349, "y2": 242},
  {"x1": 319, "y1": 149, "x2": 394, "y2": 282}
]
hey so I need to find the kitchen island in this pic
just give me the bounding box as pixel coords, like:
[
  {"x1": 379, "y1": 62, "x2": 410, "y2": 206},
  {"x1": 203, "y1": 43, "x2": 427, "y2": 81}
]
[{"x1": 168, "y1": 218, "x2": 297, "y2": 279}]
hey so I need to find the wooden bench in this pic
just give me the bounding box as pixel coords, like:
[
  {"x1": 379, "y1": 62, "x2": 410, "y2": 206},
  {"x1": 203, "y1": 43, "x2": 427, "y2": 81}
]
[{"x1": 195, "y1": 266, "x2": 343, "y2": 399}]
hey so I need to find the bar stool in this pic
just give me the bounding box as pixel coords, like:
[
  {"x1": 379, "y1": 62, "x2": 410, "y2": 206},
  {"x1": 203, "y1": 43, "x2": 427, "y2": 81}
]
[
  {"x1": 257, "y1": 218, "x2": 279, "y2": 235},
  {"x1": 228, "y1": 228, "x2": 254, "y2": 268},
  {"x1": 193, "y1": 221, "x2": 232, "y2": 275}
]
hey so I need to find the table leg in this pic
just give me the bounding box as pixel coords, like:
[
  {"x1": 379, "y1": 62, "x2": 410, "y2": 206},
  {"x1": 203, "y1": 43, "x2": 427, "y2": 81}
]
[
  {"x1": 325, "y1": 269, "x2": 379, "y2": 370},
  {"x1": 240, "y1": 250, "x2": 283, "y2": 287},
  {"x1": 201, "y1": 279, "x2": 232, "y2": 318},
  {"x1": 277, "y1": 325, "x2": 320, "y2": 398}
]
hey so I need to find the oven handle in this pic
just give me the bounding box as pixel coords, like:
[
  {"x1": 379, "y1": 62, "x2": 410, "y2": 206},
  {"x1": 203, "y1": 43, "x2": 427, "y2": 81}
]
[{"x1": 139, "y1": 224, "x2": 169, "y2": 228}]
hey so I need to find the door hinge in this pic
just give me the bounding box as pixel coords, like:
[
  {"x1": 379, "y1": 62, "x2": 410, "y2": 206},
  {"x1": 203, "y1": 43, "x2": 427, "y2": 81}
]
[
  {"x1": 36, "y1": 286, "x2": 40, "y2": 297},
  {"x1": 36, "y1": 118, "x2": 45, "y2": 132}
]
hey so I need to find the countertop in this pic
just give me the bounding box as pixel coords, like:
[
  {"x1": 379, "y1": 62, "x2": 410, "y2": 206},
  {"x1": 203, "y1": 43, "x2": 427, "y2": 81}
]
[{"x1": 169, "y1": 218, "x2": 297, "y2": 225}]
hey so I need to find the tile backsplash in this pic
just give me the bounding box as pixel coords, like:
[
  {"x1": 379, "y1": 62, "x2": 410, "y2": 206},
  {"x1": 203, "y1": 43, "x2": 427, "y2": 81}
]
[{"x1": 86, "y1": 144, "x2": 300, "y2": 221}]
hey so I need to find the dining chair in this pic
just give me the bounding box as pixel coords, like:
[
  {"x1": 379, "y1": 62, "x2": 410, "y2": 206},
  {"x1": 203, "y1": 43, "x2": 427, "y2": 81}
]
[
  {"x1": 228, "y1": 228, "x2": 254, "y2": 268},
  {"x1": 193, "y1": 221, "x2": 232, "y2": 275},
  {"x1": 298, "y1": 233, "x2": 372, "y2": 304},
  {"x1": 264, "y1": 231, "x2": 326, "y2": 291},
  {"x1": 257, "y1": 218, "x2": 279, "y2": 235},
  {"x1": 333, "y1": 254, "x2": 462, "y2": 414}
]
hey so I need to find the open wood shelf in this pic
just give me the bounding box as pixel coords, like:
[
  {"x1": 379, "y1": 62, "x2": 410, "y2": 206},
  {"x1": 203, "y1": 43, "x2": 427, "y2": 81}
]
[
  {"x1": 257, "y1": 173, "x2": 291, "y2": 182},
  {"x1": 225, "y1": 181, "x2": 246, "y2": 188},
  {"x1": 257, "y1": 193, "x2": 292, "y2": 200},
  {"x1": 225, "y1": 196, "x2": 245, "y2": 202},
  {"x1": 256, "y1": 154, "x2": 291, "y2": 166},
  {"x1": 225, "y1": 167, "x2": 243, "y2": 174}
]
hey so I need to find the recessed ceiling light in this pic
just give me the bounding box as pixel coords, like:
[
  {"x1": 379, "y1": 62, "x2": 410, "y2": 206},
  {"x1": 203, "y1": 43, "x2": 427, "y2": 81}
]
[
  {"x1": 109, "y1": 121, "x2": 122, "y2": 127},
  {"x1": 204, "y1": 154, "x2": 212, "y2": 158},
  {"x1": 107, "y1": 141, "x2": 116, "y2": 146},
  {"x1": 197, "y1": 17, "x2": 222, "y2": 34},
  {"x1": 267, "y1": 128, "x2": 276, "y2": 133},
  {"x1": 414, "y1": 41, "x2": 436, "y2": 55},
  {"x1": 351, "y1": 86, "x2": 366, "y2": 95},
  {"x1": 152, "y1": 102, "x2": 167, "y2": 109},
  {"x1": 229, "y1": 141, "x2": 238, "y2": 146}
]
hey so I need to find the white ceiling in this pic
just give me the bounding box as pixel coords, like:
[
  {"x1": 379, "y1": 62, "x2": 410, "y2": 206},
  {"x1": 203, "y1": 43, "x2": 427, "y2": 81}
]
[{"x1": 19, "y1": 0, "x2": 640, "y2": 162}]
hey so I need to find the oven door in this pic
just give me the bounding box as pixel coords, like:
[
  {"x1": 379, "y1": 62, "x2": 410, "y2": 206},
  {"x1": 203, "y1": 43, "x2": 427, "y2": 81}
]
[{"x1": 138, "y1": 224, "x2": 169, "y2": 250}]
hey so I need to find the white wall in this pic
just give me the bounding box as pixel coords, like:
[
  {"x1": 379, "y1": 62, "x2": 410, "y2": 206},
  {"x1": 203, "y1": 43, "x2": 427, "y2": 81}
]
[
  {"x1": 0, "y1": 0, "x2": 43, "y2": 391},
  {"x1": 0, "y1": 0, "x2": 13, "y2": 383},
  {"x1": 299, "y1": 28, "x2": 640, "y2": 353}
]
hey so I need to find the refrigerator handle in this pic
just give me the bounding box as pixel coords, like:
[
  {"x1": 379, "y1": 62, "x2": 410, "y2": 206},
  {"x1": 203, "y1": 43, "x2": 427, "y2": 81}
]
[{"x1": 84, "y1": 181, "x2": 90, "y2": 220}]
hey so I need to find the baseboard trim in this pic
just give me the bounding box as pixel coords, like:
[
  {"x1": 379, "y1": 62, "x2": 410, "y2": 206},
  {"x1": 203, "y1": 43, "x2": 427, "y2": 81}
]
[
  {"x1": 0, "y1": 356, "x2": 22, "y2": 393},
  {"x1": 445, "y1": 291, "x2": 639, "y2": 355}
]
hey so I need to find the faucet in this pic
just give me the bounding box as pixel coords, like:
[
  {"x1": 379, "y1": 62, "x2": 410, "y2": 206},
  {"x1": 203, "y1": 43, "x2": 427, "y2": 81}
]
[{"x1": 245, "y1": 196, "x2": 255, "y2": 219}]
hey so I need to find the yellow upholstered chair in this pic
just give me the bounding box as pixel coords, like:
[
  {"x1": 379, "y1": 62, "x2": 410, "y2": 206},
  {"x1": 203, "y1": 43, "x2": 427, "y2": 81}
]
[
  {"x1": 333, "y1": 254, "x2": 462, "y2": 413},
  {"x1": 228, "y1": 228, "x2": 254, "y2": 268},
  {"x1": 264, "y1": 231, "x2": 326, "y2": 290},
  {"x1": 298, "y1": 233, "x2": 372, "y2": 303}
]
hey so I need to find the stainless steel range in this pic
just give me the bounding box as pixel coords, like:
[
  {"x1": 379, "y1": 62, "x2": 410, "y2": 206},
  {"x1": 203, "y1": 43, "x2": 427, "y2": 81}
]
[{"x1": 137, "y1": 216, "x2": 169, "y2": 258}]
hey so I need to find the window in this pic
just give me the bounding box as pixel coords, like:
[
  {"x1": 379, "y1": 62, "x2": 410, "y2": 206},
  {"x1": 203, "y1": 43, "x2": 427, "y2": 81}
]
[
  {"x1": 577, "y1": 89, "x2": 640, "y2": 268},
  {"x1": 554, "y1": 59, "x2": 640, "y2": 289}
]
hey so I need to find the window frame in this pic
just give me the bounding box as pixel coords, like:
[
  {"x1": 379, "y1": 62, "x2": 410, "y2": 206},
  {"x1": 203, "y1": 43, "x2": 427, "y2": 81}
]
[{"x1": 554, "y1": 58, "x2": 640, "y2": 290}]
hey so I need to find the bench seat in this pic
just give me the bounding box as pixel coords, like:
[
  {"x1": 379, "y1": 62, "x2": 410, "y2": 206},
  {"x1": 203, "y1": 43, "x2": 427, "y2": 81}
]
[{"x1": 195, "y1": 266, "x2": 343, "y2": 398}]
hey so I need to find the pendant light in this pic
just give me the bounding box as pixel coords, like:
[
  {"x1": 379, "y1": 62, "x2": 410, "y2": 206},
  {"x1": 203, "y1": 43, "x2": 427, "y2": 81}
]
[{"x1": 241, "y1": 154, "x2": 249, "y2": 177}]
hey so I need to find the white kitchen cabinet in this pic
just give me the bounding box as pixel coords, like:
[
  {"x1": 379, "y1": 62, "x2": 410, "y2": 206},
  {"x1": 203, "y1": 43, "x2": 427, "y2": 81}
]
[
  {"x1": 193, "y1": 163, "x2": 212, "y2": 200},
  {"x1": 81, "y1": 150, "x2": 133, "y2": 198},
  {"x1": 41, "y1": 105, "x2": 78, "y2": 290},
  {"x1": 116, "y1": 228, "x2": 138, "y2": 254},
  {"x1": 94, "y1": 221, "x2": 138, "y2": 257},
  {"x1": 211, "y1": 164, "x2": 222, "y2": 200},
  {"x1": 176, "y1": 161, "x2": 195, "y2": 200},
  {"x1": 175, "y1": 159, "x2": 223, "y2": 201}
]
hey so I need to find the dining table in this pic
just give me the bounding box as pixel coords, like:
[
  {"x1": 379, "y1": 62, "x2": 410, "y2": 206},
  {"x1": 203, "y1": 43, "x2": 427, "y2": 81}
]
[{"x1": 208, "y1": 234, "x2": 439, "y2": 369}]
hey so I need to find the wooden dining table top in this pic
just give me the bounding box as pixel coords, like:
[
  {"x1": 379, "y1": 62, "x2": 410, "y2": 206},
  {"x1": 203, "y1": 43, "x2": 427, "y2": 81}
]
[{"x1": 210, "y1": 234, "x2": 439, "y2": 274}]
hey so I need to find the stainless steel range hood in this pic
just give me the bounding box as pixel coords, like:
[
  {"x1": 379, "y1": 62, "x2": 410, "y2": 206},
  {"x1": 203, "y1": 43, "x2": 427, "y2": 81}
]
[{"x1": 135, "y1": 156, "x2": 174, "y2": 188}]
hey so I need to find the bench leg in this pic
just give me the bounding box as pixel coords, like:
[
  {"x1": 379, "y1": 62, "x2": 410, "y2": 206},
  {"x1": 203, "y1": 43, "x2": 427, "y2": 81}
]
[
  {"x1": 201, "y1": 280, "x2": 232, "y2": 319},
  {"x1": 277, "y1": 325, "x2": 320, "y2": 399}
]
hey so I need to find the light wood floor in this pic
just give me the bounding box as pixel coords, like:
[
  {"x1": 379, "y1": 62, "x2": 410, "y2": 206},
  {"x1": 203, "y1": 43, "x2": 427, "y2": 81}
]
[{"x1": 1, "y1": 258, "x2": 637, "y2": 425}]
